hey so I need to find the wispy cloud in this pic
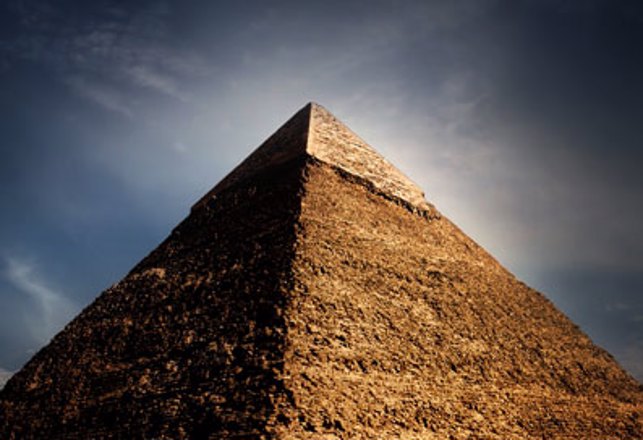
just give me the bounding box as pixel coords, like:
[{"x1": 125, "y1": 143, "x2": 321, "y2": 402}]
[
  {"x1": 123, "y1": 65, "x2": 189, "y2": 102},
  {"x1": 64, "y1": 75, "x2": 134, "y2": 117},
  {"x1": 3, "y1": 256, "x2": 77, "y2": 344},
  {"x1": 1, "y1": 1, "x2": 210, "y2": 112}
]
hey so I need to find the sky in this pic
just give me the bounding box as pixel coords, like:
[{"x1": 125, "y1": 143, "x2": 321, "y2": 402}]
[{"x1": 0, "y1": 0, "x2": 642, "y2": 382}]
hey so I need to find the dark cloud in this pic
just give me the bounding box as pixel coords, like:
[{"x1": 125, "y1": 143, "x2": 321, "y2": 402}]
[{"x1": 1, "y1": 0, "x2": 642, "y2": 380}]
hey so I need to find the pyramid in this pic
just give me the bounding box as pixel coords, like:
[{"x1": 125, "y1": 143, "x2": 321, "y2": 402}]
[{"x1": 1, "y1": 103, "x2": 641, "y2": 439}]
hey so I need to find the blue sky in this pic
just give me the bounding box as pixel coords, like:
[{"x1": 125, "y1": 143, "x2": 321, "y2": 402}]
[{"x1": 1, "y1": 0, "x2": 642, "y2": 381}]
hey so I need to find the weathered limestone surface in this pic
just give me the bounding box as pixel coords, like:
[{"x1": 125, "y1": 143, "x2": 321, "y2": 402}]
[
  {"x1": 279, "y1": 160, "x2": 642, "y2": 438},
  {"x1": 0, "y1": 160, "x2": 306, "y2": 439},
  {"x1": 1, "y1": 103, "x2": 641, "y2": 439}
]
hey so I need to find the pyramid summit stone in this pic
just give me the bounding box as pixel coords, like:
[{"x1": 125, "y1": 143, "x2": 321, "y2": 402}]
[
  {"x1": 1, "y1": 104, "x2": 642, "y2": 439},
  {"x1": 194, "y1": 103, "x2": 430, "y2": 211}
]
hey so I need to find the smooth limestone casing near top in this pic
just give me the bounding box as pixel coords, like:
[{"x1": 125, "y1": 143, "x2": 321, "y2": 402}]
[
  {"x1": 193, "y1": 103, "x2": 429, "y2": 212},
  {"x1": 1, "y1": 103, "x2": 641, "y2": 439}
]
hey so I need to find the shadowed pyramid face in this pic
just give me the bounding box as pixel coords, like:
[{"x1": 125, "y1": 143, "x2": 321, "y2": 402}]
[{"x1": 1, "y1": 103, "x2": 641, "y2": 439}]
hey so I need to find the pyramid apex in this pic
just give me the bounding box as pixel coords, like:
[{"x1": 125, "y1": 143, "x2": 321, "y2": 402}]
[
  {"x1": 306, "y1": 101, "x2": 331, "y2": 116},
  {"x1": 302, "y1": 101, "x2": 328, "y2": 117},
  {"x1": 306, "y1": 103, "x2": 430, "y2": 210},
  {"x1": 194, "y1": 102, "x2": 430, "y2": 212}
]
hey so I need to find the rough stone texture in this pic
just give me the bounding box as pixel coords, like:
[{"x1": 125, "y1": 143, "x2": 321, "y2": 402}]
[
  {"x1": 0, "y1": 159, "x2": 305, "y2": 439},
  {"x1": 280, "y1": 159, "x2": 642, "y2": 439},
  {"x1": 1, "y1": 103, "x2": 642, "y2": 439}
]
